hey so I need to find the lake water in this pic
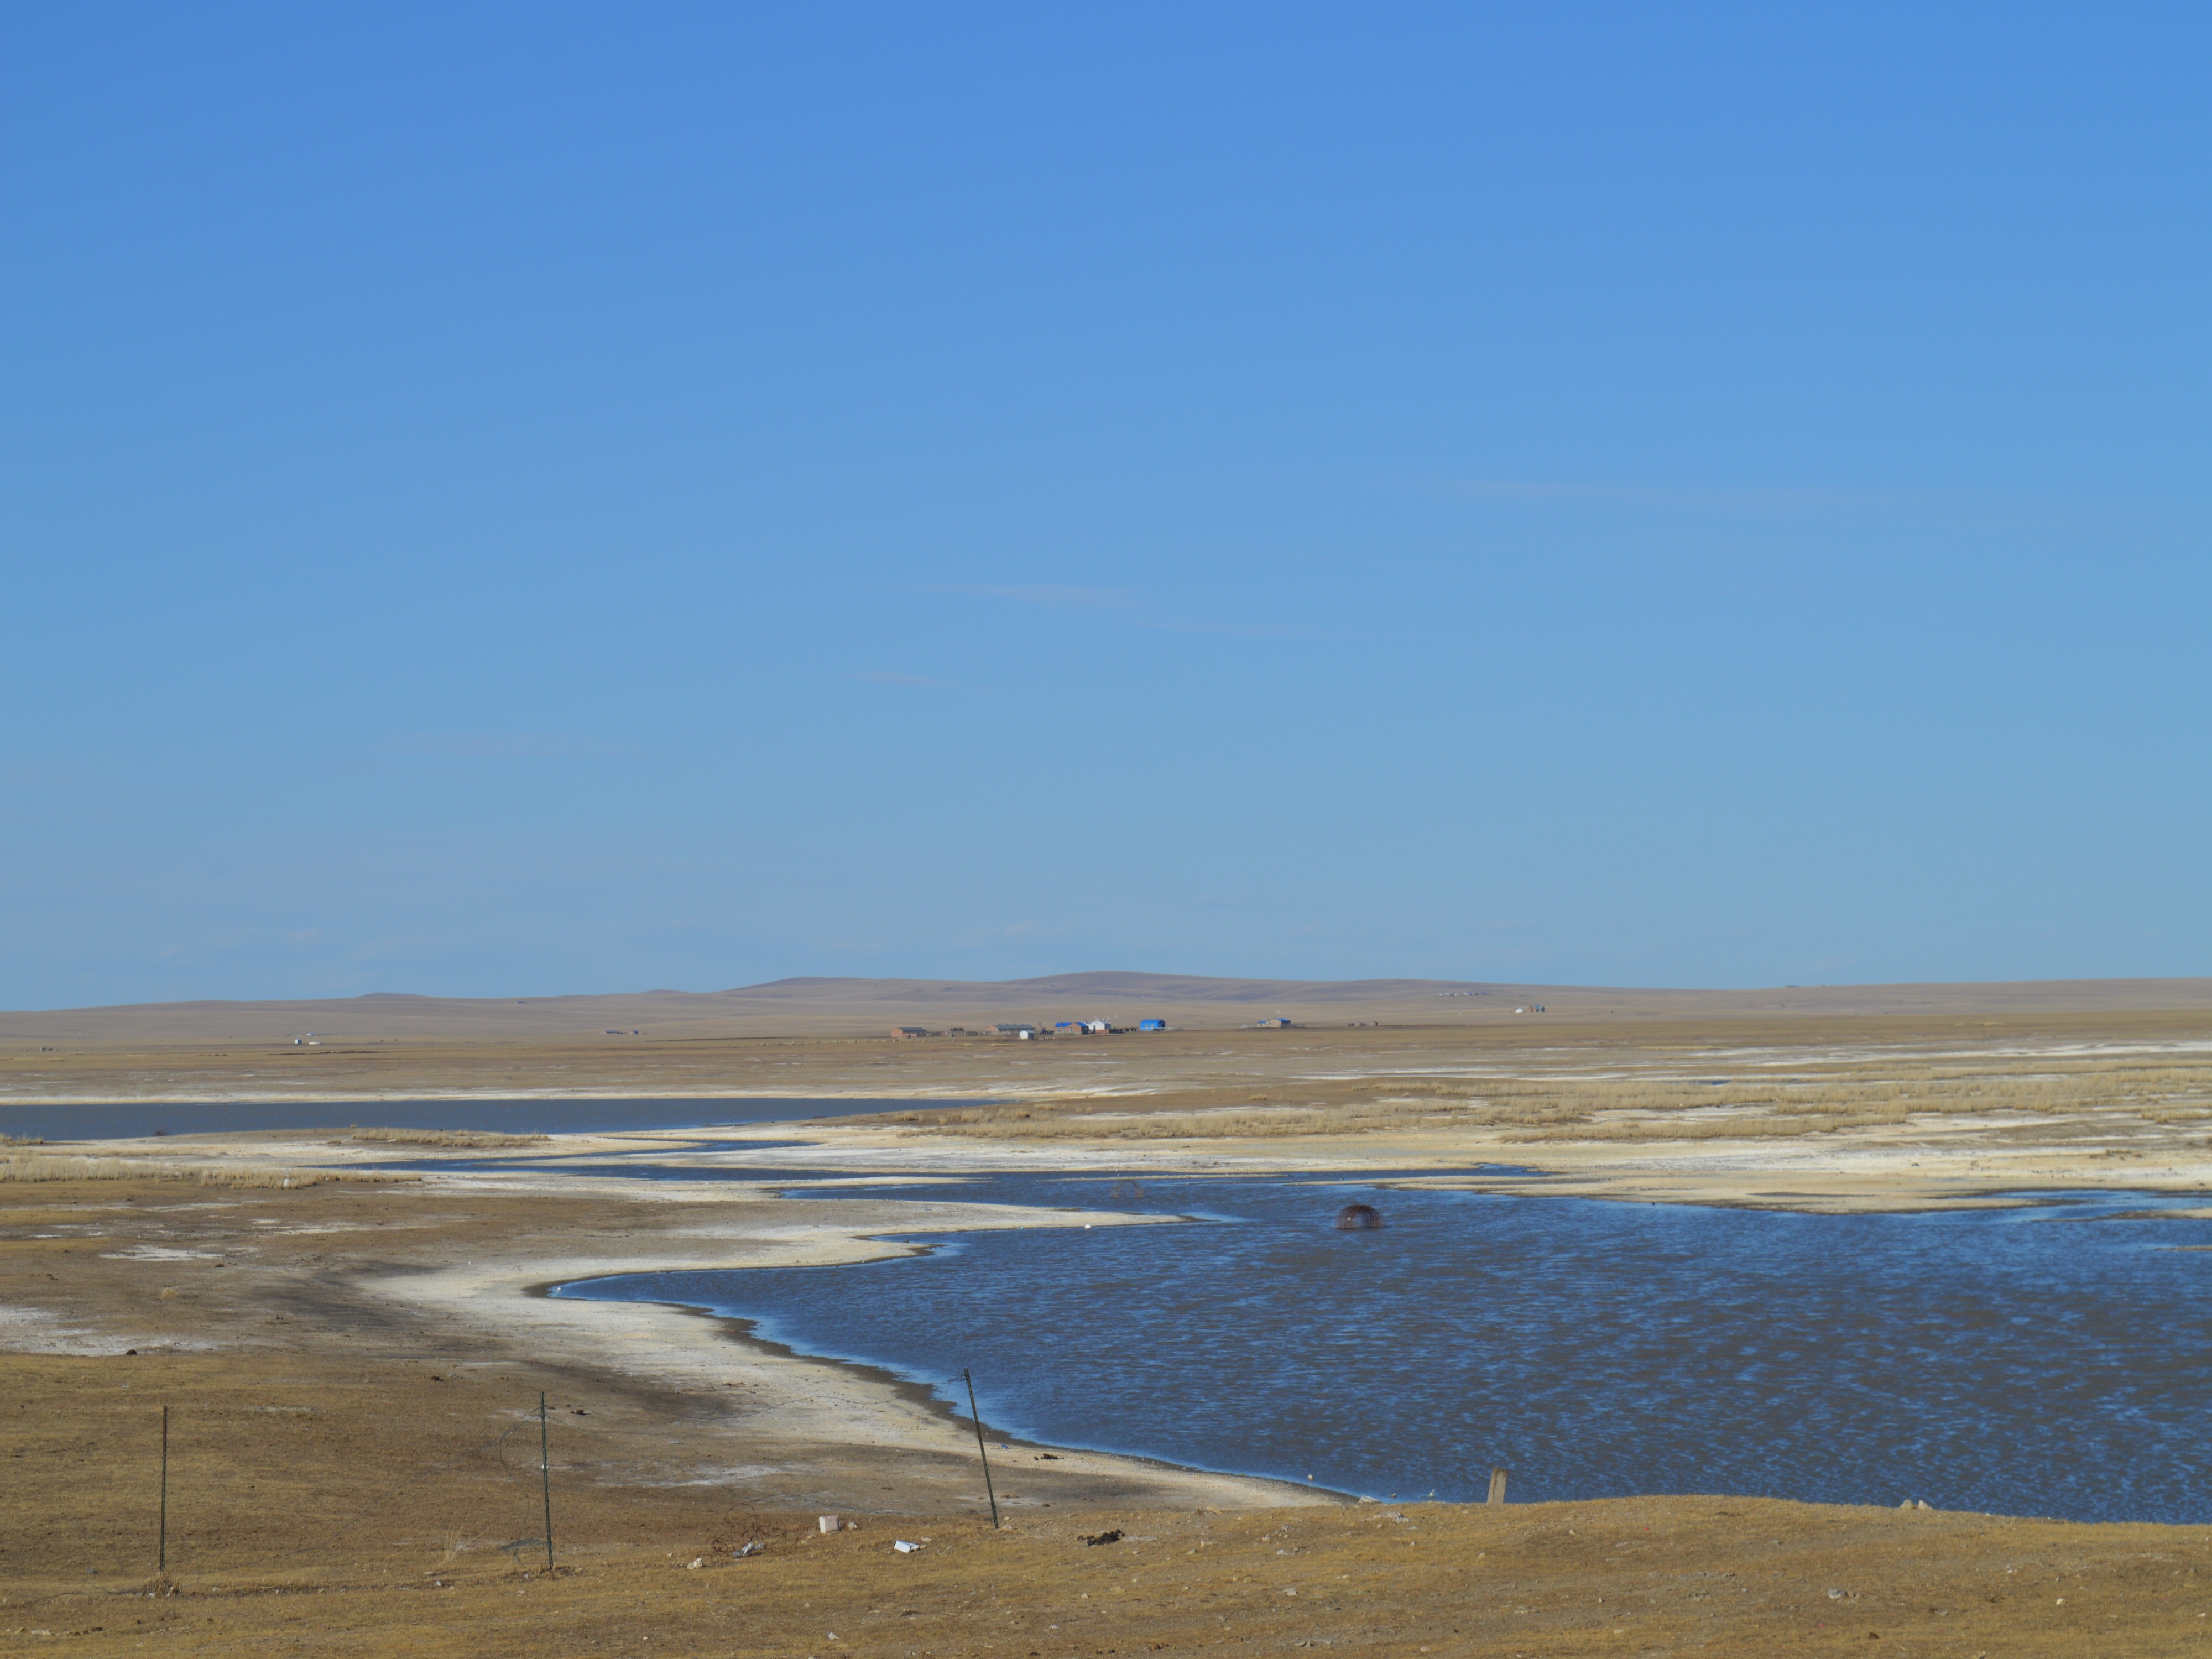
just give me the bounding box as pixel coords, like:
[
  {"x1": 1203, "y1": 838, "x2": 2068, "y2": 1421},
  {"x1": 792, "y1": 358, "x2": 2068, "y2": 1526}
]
[
  {"x1": 0, "y1": 1095, "x2": 917, "y2": 1142},
  {"x1": 557, "y1": 1169, "x2": 2212, "y2": 1524}
]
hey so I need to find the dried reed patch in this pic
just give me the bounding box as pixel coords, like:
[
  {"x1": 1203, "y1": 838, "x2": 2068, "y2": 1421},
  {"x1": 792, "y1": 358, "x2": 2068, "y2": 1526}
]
[
  {"x1": 346, "y1": 1128, "x2": 551, "y2": 1148},
  {"x1": 0, "y1": 1151, "x2": 412, "y2": 1188},
  {"x1": 889, "y1": 1052, "x2": 2212, "y2": 1145}
]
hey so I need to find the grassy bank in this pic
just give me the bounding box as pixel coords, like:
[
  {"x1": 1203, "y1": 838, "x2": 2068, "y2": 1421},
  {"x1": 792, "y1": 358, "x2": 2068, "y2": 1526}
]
[{"x1": 3, "y1": 1351, "x2": 2202, "y2": 1656}]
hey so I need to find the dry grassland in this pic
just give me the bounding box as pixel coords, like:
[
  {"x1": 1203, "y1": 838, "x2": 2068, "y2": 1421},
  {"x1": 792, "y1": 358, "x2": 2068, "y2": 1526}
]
[
  {"x1": 0, "y1": 1149, "x2": 410, "y2": 1189},
  {"x1": 905, "y1": 1048, "x2": 2212, "y2": 1146},
  {"x1": 6, "y1": 1348, "x2": 2205, "y2": 1658},
  {"x1": 7, "y1": 981, "x2": 2210, "y2": 1119}
]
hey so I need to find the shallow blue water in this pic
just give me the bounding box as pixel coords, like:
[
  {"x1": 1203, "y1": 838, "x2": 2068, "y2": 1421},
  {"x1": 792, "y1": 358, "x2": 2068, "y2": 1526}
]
[
  {"x1": 557, "y1": 1171, "x2": 2212, "y2": 1523},
  {"x1": 0, "y1": 1095, "x2": 926, "y2": 1142}
]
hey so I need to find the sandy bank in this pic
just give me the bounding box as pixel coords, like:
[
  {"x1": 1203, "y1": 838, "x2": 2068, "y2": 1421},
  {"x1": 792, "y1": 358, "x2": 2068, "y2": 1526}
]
[{"x1": 0, "y1": 1151, "x2": 1321, "y2": 1516}]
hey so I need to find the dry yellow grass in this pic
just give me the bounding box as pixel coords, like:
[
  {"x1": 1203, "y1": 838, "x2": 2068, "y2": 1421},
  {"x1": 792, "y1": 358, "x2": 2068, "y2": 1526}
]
[
  {"x1": 0, "y1": 1151, "x2": 410, "y2": 1188},
  {"x1": 2, "y1": 1349, "x2": 2204, "y2": 1658},
  {"x1": 345, "y1": 1128, "x2": 550, "y2": 1148},
  {"x1": 879, "y1": 1048, "x2": 2212, "y2": 1149}
]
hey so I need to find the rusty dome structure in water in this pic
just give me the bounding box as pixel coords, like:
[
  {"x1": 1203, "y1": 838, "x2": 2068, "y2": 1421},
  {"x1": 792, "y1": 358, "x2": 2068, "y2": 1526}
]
[{"x1": 1334, "y1": 1202, "x2": 1383, "y2": 1230}]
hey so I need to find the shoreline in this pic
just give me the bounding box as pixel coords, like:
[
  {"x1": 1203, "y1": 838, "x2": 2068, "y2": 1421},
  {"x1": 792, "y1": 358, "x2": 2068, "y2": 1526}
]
[
  {"x1": 22, "y1": 1093, "x2": 2212, "y2": 1216},
  {"x1": 8, "y1": 1119, "x2": 2211, "y2": 1521},
  {"x1": 536, "y1": 1275, "x2": 1350, "y2": 1506},
  {"x1": 10, "y1": 1001, "x2": 2209, "y2": 1218},
  {"x1": 343, "y1": 1171, "x2": 1322, "y2": 1514}
]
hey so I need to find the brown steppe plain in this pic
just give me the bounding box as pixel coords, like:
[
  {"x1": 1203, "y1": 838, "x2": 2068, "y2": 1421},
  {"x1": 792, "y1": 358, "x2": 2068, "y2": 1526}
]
[{"x1": 5, "y1": 971, "x2": 2211, "y2": 1656}]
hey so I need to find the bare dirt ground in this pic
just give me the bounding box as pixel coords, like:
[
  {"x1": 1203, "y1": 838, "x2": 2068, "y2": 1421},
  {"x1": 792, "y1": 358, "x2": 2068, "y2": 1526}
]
[{"x1": 7, "y1": 980, "x2": 2212, "y2": 1652}]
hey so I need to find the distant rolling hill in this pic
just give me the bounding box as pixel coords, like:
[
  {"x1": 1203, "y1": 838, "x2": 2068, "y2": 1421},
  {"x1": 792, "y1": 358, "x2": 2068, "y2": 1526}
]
[{"x1": 4, "y1": 972, "x2": 2211, "y2": 1046}]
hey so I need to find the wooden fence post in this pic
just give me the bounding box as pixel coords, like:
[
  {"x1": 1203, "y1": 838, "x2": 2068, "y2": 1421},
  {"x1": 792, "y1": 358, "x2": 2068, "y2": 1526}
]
[
  {"x1": 539, "y1": 1392, "x2": 556, "y2": 1571},
  {"x1": 962, "y1": 1369, "x2": 1000, "y2": 1528}
]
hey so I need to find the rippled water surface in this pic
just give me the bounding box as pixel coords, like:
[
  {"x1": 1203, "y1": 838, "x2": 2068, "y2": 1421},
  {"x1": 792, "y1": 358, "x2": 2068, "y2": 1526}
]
[{"x1": 560, "y1": 1171, "x2": 2212, "y2": 1523}]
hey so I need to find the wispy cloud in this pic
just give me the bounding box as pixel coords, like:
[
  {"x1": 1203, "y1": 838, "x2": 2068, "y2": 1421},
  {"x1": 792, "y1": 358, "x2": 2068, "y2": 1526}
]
[
  {"x1": 970, "y1": 921, "x2": 1040, "y2": 938},
  {"x1": 920, "y1": 583, "x2": 1138, "y2": 609},
  {"x1": 854, "y1": 670, "x2": 985, "y2": 692},
  {"x1": 917, "y1": 582, "x2": 1303, "y2": 638},
  {"x1": 953, "y1": 919, "x2": 1083, "y2": 946},
  {"x1": 1443, "y1": 478, "x2": 1922, "y2": 511},
  {"x1": 371, "y1": 733, "x2": 627, "y2": 760},
  {"x1": 1130, "y1": 613, "x2": 1300, "y2": 638}
]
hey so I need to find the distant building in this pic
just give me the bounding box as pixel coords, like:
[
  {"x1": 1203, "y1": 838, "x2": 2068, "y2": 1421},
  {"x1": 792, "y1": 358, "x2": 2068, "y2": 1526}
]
[
  {"x1": 1258, "y1": 1016, "x2": 1293, "y2": 1029},
  {"x1": 1082, "y1": 1020, "x2": 1110, "y2": 1034},
  {"x1": 1139, "y1": 1018, "x2": 1166, "y2": 1031},
  {"x1": 891, "y1": 1026, "x2": 930, "y2": 1039}
]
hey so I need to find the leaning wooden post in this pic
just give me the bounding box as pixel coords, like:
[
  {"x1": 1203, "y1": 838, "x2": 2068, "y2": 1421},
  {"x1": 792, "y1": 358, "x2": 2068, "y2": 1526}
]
[
  {"x1": 962, "y1": 1368, "x2": 1000, "y2": 1528},
  {"x1": 159, "y1": 1405, "x2": 170, "y2": 1573},
  {"x1": 539, "y1": 1392, "x2": 556, "y2": 1571},
  {"x1": 1486, "y1": 1467, "x2": 1508, "y2": 1505}
]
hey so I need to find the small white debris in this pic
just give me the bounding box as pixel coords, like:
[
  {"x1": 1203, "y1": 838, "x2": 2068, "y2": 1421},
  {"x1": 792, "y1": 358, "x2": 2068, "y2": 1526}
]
[
  {"x1": 894, "y1": 1540, "x2": 924, "y2": 1553},
  {"x1": 733, "y1": 1542, "x2": 762, "y2": 1558},
  {"x1": 818, "y1": 1515, "x2": 842, "y2": 1534}
]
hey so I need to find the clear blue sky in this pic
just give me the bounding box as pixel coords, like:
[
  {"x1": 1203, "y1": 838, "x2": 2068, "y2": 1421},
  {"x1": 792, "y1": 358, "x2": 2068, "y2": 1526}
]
[{"x1": 4, "y1": 3, "x2": 2208, "y2": 1009}]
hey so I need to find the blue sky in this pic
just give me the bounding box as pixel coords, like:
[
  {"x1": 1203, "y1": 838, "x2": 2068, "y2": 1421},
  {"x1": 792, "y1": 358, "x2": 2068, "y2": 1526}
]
[{"x1": 4, "y1": 3, "x2": 2208, "y2": 1008}]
